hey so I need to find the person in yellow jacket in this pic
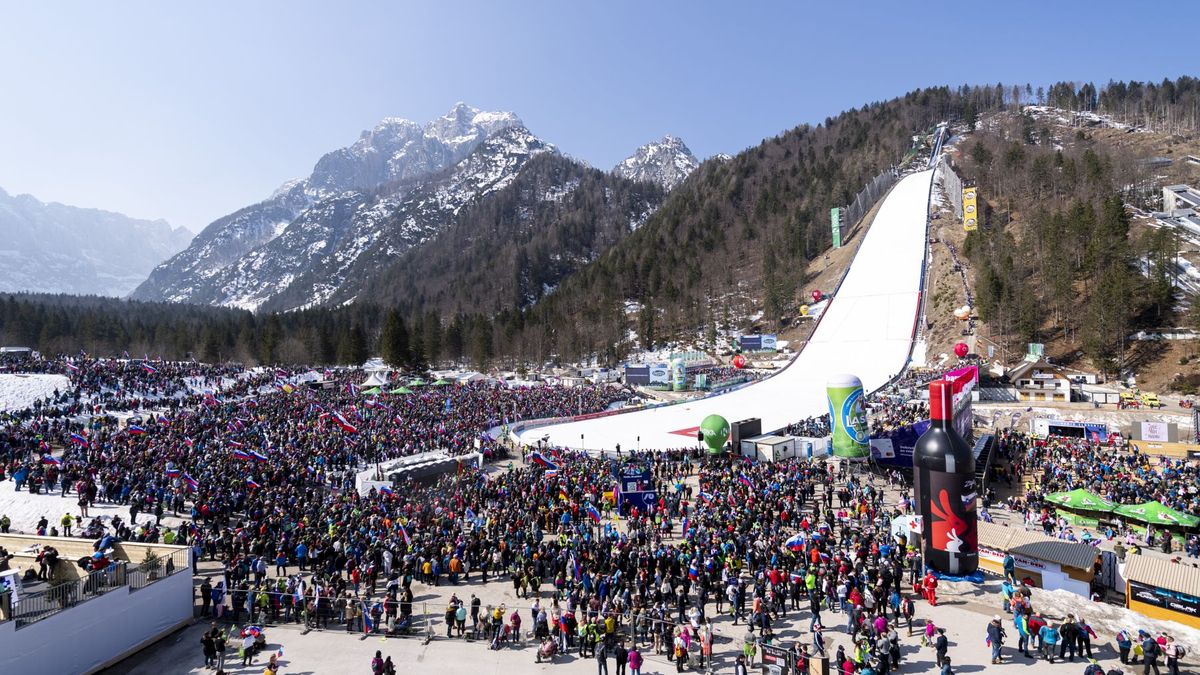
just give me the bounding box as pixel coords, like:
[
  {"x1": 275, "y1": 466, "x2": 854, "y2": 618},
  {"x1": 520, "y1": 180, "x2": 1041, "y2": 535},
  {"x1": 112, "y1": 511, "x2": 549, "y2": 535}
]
[{"x1": 61, "y1": 513, "x2": 74, "y2": 536}]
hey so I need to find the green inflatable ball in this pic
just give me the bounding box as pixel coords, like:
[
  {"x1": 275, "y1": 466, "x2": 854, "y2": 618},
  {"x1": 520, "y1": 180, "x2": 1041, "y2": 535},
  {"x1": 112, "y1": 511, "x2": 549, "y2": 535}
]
[{"x1": 700, "y1": 414, "x2": 730, "y2": 454}]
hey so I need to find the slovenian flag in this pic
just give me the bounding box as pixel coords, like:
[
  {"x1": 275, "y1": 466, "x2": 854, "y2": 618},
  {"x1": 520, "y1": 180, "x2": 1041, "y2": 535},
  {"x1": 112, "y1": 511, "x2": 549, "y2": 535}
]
[
  {"x1": 688, "y1": 564, "x2": 700, "y2": 580},
  {"x1": 362, "y1": 603, "x2": 374, "y2": 634},
  {"x1": 165, "y1": 467, "x2": 181, "y2": 478},
  {"x1": 245, "y1": 477, "x2": 261, "y2": 489},
  {"x1": 332, "y1": 412, "x2": 358, "y2": 434},
  {"x1": 140, "y1": 362, "x2": 158, "y2": 374},
  {"x1": 530, "y1": 451, "x2": 558, "y2": 470},
  {"x1": 681, "y1": 517, "x2": 690, "y2": 533},
  {"x1": 249, "y1": 449, "x2": 269, "y2": 462},
  {"x1": 585, "y1": 503, "x2": 602, "y2": 523},
  {"x1": 228, "y1": 440, "x2": 244, "y2": 448},
  {"x1": 41, "y1": 455, "x2": 62, "y2": 466},
  {"x1": 231, "y1": 448, "x2": 251, "y2": 460},
  {"x1": 397, "y1": 522, "x2": 411, "y2": 546},
  {"x1": 128, "y1": 425, "x2": 146, "y2": 435},
  {"x1": 380, "y1": 485, "x2": 394, "y2": 497},
  {"x1": 183, "y1": 473, "x2": 199, "y2": 490},
  {"x1": 785, "y1": 532, "x2": 807, "y2": 552},
  {"x1": 69, "y1": 433, "x2": 89, "y2": 446},
  {"x1": 738, "y1": 473, "x2": 753, "y2": 487},
  {"x1": 790, "y1": 571, "x2": 804, "y2": 584},
  {"x1": 346, "y1": 382, "x2": 360, "y2": 396},
  {"x1": 65, "y1": 363, "x2": 81, "y2": 373},
  {"x1": 697, "y1": 491, "x2": 713, "y2": 505},
  {"x1": 183, "y1": 437, "x2": 194, "y2": 448}
]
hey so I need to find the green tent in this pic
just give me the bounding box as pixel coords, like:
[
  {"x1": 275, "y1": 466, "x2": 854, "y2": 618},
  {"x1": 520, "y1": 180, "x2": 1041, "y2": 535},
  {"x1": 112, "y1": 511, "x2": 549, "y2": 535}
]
[
  {"x1": 431, "y1": 378, "x2": 453, "y2": 386},
  {"x1": 409, "y1": 379, "x2": 427, "y2": 387},
  {"x1": 388, "y1": 386, "x2": 413, "y2": 395},
  {"x1": 361, "y1": 387, "x2": 382, "y2": 395},
  {"x1": 1113, "y1": 501, "x2": 1200, "y2": 528},
  {"x1": 1044, "y1": 489, "x2": 1114, "y2": 513}
]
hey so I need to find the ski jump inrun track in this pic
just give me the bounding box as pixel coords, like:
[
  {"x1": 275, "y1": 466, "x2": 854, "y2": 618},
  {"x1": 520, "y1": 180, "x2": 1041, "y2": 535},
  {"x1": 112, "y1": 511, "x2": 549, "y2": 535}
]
[{"x1": 515, "y1": 164, "x2": 938, "y2": 452}]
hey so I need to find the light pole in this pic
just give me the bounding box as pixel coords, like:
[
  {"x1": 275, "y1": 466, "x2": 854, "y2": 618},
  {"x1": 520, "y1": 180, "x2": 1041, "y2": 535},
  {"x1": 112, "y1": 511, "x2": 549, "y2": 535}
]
[{"x1": 581, "y1": 434, "x2": 585, "y2": 452}]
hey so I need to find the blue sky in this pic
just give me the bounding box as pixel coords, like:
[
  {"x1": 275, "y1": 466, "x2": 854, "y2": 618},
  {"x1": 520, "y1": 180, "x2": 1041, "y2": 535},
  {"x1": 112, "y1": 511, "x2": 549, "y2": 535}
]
[{"x1": 0, "y1": 1, "x2": 1192, "y2": 233}]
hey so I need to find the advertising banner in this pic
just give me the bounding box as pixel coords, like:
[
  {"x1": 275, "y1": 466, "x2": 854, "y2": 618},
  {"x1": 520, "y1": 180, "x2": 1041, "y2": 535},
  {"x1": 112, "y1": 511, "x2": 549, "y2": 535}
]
[
  {"x1": 828, "y1": 374, "x2": 870, "y2": 459},
  {"x1": 739, "y1": 335, "x2": 763, "y2": 351},
  {"x1": 624, "y1": 365, "x2": 650, "y2": 385},
  {"x1": 648, "y1": 363, "x2": 670, "y2": 385},
  {"x1": 760, "y1": 334, "x2": 778, "y2": 351},
  {"x1": 1129, "y1": 580, "x2": 1200, "y2": 619},
  {"x1": 1141, "y1": 421, "x2": 1170, "y2": 443}
]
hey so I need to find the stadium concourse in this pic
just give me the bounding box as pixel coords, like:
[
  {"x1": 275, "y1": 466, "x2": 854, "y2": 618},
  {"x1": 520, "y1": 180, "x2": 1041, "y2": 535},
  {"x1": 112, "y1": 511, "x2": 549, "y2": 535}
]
[{"x1": 517, "y1": 169, "x2": 935, "y2": 452}]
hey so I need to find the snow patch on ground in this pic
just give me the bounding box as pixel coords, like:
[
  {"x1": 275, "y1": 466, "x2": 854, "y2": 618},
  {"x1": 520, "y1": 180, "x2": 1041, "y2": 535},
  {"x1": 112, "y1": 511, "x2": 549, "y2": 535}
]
[{"x1": 0, "y1": 374, "x2": 69, "y2": 412}]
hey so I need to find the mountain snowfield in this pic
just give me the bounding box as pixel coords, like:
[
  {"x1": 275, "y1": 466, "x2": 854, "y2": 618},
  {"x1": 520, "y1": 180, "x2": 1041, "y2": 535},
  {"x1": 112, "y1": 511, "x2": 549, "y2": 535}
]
[
  {"x1": 0, "y1": 188, "x2": 192, "y2": 297},
  {"x1": 612, "y1": 135, "x2": 699, "y2": 190},
  {"x1": 132, "y1": 103, "x2": 699, "y2": 313}
]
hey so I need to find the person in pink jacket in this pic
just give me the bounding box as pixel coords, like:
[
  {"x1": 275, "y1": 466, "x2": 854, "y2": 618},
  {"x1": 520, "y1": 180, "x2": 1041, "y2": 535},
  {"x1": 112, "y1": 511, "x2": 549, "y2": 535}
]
[{"x1": 627, "y1": 646, "x2": 643, "y2": 675}]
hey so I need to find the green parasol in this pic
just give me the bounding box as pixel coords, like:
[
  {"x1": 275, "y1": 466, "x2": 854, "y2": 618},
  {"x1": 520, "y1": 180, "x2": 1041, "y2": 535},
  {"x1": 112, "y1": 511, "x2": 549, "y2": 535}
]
[
  {"x1": 1113, "y1": 501, "x2": 1200, "y2": 528},
  {"x1": 361, "y1": 387, "x2": 382, "y2": 395},
  {"x1": 1044, "y1": 489, "x2": 1114, "y2": 513},
  {"x1": 388, "y1": 386, "x2": 413, "y2": 395},
  {"x1": 431, "y1": 378, "x2": 453, "y2": 386},
  {"x1": 408, "y1": 379, "x2": 427, "y2": 387}
]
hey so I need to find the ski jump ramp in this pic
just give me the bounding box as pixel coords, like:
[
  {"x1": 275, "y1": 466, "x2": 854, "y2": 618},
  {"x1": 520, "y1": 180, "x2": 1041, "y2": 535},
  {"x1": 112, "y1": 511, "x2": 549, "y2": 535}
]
[{"x1": 517, "y1": 168, "x2": 935, "y2": 452}]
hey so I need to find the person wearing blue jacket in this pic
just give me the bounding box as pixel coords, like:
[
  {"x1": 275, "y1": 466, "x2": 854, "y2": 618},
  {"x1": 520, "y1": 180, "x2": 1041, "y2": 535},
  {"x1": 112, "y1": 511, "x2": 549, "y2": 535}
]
[{"x1": 1038, "y1": 622, "x2": 1060, "y2": 663}]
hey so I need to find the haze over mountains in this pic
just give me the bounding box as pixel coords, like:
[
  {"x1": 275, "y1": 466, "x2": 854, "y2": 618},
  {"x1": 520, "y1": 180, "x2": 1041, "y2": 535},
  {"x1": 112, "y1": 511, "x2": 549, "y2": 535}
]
[
  {"x1": 131, "y1": 103, "x2": 700, "y2": 313},
  {"x1": 0, "y1": 188, "x2": 192, "y2": 297}
]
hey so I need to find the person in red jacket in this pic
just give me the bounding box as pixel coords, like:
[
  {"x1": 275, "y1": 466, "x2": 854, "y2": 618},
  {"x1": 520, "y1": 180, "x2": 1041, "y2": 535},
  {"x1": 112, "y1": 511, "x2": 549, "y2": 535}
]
[{"x1": 923, "y1": 572, "x2": 939, "y2": 606}]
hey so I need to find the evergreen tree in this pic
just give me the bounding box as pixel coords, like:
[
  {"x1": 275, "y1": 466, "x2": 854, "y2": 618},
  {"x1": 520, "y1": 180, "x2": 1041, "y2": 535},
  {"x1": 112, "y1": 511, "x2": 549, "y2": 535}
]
[{"x1": 379, "y1": 309, "x2": 410, "y2": 367}]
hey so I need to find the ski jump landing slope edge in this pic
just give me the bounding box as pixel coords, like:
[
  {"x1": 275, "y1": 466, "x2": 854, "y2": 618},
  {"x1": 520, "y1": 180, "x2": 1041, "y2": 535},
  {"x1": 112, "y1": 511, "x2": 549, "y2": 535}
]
[{"x1": 518, "y1": 168, "x2": 935, "y2": 452}]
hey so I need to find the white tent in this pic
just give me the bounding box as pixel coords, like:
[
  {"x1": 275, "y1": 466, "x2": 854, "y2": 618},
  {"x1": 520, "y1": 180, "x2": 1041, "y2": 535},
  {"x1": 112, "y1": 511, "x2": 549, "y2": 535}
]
[{"x1": 361, "y1": 371, "x2": 390, "y2": 388}]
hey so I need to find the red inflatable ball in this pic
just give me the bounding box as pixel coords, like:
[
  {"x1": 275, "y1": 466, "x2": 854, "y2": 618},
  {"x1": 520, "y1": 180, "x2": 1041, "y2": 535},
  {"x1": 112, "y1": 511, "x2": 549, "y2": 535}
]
[
  {"x1": 953, "y1": 342, "x2": 969, "y2": 358},
  {"x1": 811, "y1": 290, "x2": 822, "y2": 303},
  {"x1": 732, "y1": 354, "x2": 747, "y2": 369}
]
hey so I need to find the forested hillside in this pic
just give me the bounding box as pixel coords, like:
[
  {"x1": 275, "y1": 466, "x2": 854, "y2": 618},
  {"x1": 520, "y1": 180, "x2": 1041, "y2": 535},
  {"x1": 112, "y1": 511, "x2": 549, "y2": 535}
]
[
  {"x1": 7, "y1": 78, "x2": 1198, "y2": 369},
  {"x1": 952, "y1": 76, "x2": 1200, "y2": 374}
]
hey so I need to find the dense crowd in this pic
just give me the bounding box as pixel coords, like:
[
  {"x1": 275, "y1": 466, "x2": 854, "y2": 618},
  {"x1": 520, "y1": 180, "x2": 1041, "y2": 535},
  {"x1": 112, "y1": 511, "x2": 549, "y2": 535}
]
[
  {"x1": 0, "y1": 364, "x2": 627, "y2": 546},
  {"x1": 1001, "y1": 430, "x2": 1200, "y2": 556},
  {"x1": 182, "y1": 448, "x2": 941, "y2": 675}
]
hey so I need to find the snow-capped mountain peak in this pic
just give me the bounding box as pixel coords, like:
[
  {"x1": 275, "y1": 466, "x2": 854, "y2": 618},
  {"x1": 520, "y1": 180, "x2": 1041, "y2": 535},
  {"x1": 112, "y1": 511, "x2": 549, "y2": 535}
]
[
  {"x1": 612, "y1": 135, "x2": 699, "y2": 191},
  {"x1": 424, "y1": 102, "x2": 522, "y2": 150},
  {"x1": 133, "y1": 104, "x2": 528, "y2": 304}
]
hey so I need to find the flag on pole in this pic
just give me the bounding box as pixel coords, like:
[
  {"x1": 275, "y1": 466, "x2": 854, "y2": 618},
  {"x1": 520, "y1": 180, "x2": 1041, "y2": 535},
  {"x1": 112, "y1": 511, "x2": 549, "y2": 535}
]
[
  {"x1": 231, "y1": 448, "x2": 251, "y2": 460},
  {"x1": 332, "y1": 412, "x2": 358, "y2": 434},
  {"x1": 127, "y1": 425, "x2": 146, "y2": 435},
  {"x1": 69, "y1": 433, "x2": 89, "y2": 446},
  {"x1": 529, "y1": 451, "x2": 558, "y2": 470},
  {"x1": 246, "y1": 477, "x2": 261, "y2": 489},
  {"x1": 737, "y1": 472, "x2": 753, "y2": 488},
  {"x1": 41, "y1": 455, "x2": 62, "y2": 466},
  {"x1": 165, "y1": 467, "x2": 181, "y2": 478},
  {"x1": 249, "y1": 449, "x2": 269, "y2": 462},
  {"x1": 183, "y1": 473, "x2": 199, "y2": 491},
  {"x1": 585, "y1": 503, "x2": 602, "y2": 523},
  {"x1": 140, "y1": 362, "x2": 158, "y2": 374},
  {"x1": 397, "y1": 522, "x2": 411, "y2": 546},
  {"x1": 697, "y1": 491, "x2": 714, "y2": 506}
]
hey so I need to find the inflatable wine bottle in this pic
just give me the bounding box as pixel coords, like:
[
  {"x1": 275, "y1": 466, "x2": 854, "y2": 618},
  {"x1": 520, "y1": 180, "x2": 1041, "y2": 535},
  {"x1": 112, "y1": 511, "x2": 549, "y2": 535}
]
[{"x1": 913, "y1": 379, "x2": 978, "y2": 575}]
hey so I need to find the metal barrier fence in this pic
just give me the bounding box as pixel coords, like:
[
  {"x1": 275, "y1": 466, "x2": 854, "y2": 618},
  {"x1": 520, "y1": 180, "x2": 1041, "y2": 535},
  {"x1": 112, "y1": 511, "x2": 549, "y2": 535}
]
[
  {"x1": 8, "y1": 562, "x2": 127, "y2": 629},
  {"x1": 128, "y1": 549, "x2": 191, "y2": 592},
  {"x1": 845, "y1": 168, "x2": 899, "y2": 230},
  {"x1": 0, "y1": 548, "x2": 192, "y2": 629},
  {"x1": 938, "y1": 157, "x2": 963, "y2": 220}
]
